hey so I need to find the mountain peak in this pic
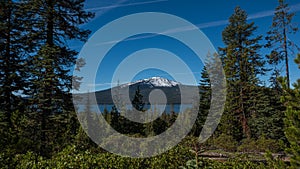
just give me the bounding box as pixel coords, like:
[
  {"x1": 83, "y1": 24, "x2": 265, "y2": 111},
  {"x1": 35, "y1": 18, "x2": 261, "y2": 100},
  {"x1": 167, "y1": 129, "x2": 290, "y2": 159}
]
[
  {"x1": 140, "y1": 77, "x2": 180, "y2": 87},
  {"x1": 120, "y1": 77, "x2": 180, "y2": 88}
]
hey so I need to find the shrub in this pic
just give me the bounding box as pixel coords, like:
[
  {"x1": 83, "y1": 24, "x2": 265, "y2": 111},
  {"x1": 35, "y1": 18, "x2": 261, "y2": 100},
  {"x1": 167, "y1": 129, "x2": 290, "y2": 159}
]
[
  {"x1": 213, "y1": 134, "x2": 238, "y2": 152},
  {"x1": 256, "y1": 135, "x2": 282, "y2": 153},
  {"x1": 237, "y1": 139, "x2": 258, "y2": 152}
]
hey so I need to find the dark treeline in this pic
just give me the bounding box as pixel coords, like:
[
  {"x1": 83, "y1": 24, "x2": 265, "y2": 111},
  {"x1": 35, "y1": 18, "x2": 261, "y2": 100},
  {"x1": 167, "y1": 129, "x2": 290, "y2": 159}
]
[
  {"x1": 0, "y1": 0, "x2": 94, "y2": 160},
  {"x1": 0, "y1": 0, "x2": 300, "y2": 168}
]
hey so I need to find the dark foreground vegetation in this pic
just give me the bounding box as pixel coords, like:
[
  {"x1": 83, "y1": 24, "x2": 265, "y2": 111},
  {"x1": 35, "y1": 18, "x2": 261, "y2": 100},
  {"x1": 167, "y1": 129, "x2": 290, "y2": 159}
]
[
  {"x1": 0, "y1": 136, "x2": 292, "y2": 168},
  {"x1": 1, "y1": 0, "x2": 300, "y2": 168}
]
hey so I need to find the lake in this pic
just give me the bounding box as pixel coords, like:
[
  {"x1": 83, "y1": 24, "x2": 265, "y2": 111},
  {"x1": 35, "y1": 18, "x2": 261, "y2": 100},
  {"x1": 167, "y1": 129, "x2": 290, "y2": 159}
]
[{"x1": 76, "y1": 104, "x2": 193, "y2": 114}]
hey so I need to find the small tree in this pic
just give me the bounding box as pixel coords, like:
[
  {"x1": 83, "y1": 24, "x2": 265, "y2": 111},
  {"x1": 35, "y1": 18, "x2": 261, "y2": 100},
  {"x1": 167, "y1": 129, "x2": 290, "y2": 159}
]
[
  {"x1": 132, "y1": 86, "x2": 145, "y2": 112},
  {"x1": 191, "y1": 66, "x2": 211, "y2": 136},
  {"x1": 110, "y1": 105, "x2": 120, "y2": 131}
]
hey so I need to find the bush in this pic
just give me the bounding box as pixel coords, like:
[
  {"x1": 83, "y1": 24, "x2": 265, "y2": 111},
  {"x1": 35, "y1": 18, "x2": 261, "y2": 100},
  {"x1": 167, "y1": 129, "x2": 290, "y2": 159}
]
[
  {"x1": 9, "y1": 143, "x2": 194, "y2": 169},
  {"x1": 237, "y1": 139, "x2": 258, "y2": 152},
  {"x1": 4, "y1": 136, "x2": 287, "y2": 169},
  {"x1": 213, "y1": 134, "x2": 238, "y2": 152},
  {"x1": 256, "y1": 135, "x2": 282, "y2": 153}
]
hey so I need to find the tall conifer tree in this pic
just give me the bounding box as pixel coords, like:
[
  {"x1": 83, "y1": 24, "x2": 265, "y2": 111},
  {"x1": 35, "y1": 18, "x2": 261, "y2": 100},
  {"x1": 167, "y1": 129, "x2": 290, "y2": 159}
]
[
  {"x1": 0, "y1": 1, "x2": 32, "y2": 153},
  {"x1": 0, "y1": 0, "x2": 28, "y2": 129},
  {"x1": 265, "y1": 0, "x2": 298, "y2": 88},
  {"x1": 219, "y1": 6, "x2": 266, "y2": 139},
  {"x1": 23, "y1": 0, "x2": 94, "y2": 156}
]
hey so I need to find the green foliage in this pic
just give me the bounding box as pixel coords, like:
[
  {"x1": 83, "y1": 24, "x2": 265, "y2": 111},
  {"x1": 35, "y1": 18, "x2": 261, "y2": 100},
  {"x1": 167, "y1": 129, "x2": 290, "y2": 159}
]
[
  {"x1": 180, "y1": 159, "x2": 214, "y2": 169},
  {"x1": 180, "y1": 142, "x2": 210, "y2": 169},
  {"x1": 132, "y1": 86, "x2": 145, "y2": 112},
  {"x1": 237, "y1": 136, "x2": 282, "y2": 153},
  {"x1": 220, "y1": 159, "x2": 266, "y2": 169},
  {"x1": 0, "y1": 111, "x2": 8, "y2": 150},
  {"x1": 0, "y1": 136, "x2": 291, "y2": 169},
  {"x1": 0, "y1": 1, "x2": 30, "y2": 155},
  {"x1": 264, "y1": 151, "x2": 287, "y2": 169},
  {"x1": 0, "y1": 1, "x2": 298, "y2": 168},
  {"x1": 213, "y1": 134, "x2": 238, "y2": 152},
  {"x1": 20, "y1": 0, "x2": 94, "y2": 156},
  {"x1": 295, "y1": 53, "x2": 300, "y2": 69},
  {"x1": 265, "y1": 0, "x2": 298, "y2": 87},
  {"x1": 5, "y1": 143, "x2": 193, "y2": 169},
  {"x1": 191, "y1": 67, "x2": 211, "y2": 136},
  {"x1": 237, "y1": 139, "x2": 258, "y2": 153},
  {"x1": 0, "y1": 0, "x2": 28, "y2": 119},
  {"x1": 248, "y1": 86, "x2": 286, "y2": 141},
  {"x1": 2, "y1": 0, "x2": 94, "y2": 157},
  {"x1": 110, "y1": 105, "x2": 121, "y2": 131},
  {"x1": 179, "y1": 144, "x2": 284, "y2": 169},
  {"x1": 281, "y1": 84, "x2": 300, "y2": 168},
  {"x1": 278, "y1": 53, "x2": 300, "y2": 168},
  {"x1": 219, "y1": 6, "x2": 266, "y2": 140},
  {"x1": 256, "y1": 135, "x2": 282, "y2": 153}
]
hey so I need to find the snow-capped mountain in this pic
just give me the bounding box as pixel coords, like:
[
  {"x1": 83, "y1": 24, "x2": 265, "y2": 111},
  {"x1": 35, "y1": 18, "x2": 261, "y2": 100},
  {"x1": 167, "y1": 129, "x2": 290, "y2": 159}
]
[
  {"x1": 121, "y1": 77, "x2": 180, "y2": 88},
  {"x1": 78, "y1": 77, "x2": 198, "y2": 104}
]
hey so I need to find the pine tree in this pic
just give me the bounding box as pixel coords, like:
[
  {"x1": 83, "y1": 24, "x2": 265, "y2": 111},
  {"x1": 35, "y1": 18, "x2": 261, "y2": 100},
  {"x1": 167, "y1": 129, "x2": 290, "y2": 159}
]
[
  {"x1": 0, "y1": 1, "x2": 24, "y2": 127},
  {"x1": 103, "y1": 106, "x2": 111, "y2": 124},
  {"x1": 199, "y1": 67, "x2": 211, "y2": 115},
  {"x1": 129, "y1": 86, "x2": 146, "y2": 135},
  {"x1": 0, "y1": 0, "x2": 30, "y2": 152},
  {"x1": 191, "y1": 66, "x2": 211, "y2": 136},
  {"x1": 265, "y1": 0, "x2": 298, "y2": 88},
  {"x1": 199, "y1": 52, "x2": 226, "y2": 141},
  {"x1": 219, "y1": 6, "x2": 266, "y2": 139},
  {"x1": 22, "y1": 0, "x2": 94, "y2": 156},
  {"x1": 247, "y1": 52, "x2": 285, "y2": 141},
  {"x1": 83, "y1": 92, "x2": 101, "y2": 144},
  {"x1": 248, "y1": 85, "x2": 285, "y2": 140},
  {"x1": 132, "y1": 86, "x2": 145, "y2": 112},
  {"x1": 265, "y1": 71, "x2": 286, "y2": 140},
  {"x1": 110, "y1": 105, "x2": 120, "y2": 131},
  {"x1": 280, "y1": 54, "x2": 300, "y2": 168}
]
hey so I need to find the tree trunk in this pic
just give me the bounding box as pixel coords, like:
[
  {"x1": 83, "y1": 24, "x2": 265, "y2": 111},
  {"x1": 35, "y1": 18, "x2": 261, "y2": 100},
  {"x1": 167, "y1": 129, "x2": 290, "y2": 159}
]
[{"x1": 283, "y1": 25, "x2": 290, "y2": 88}]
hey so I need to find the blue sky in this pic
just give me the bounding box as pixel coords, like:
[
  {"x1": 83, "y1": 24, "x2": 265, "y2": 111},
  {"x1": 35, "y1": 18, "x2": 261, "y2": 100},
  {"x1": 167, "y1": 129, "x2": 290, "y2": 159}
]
[{"x1": 71, "y1": 0, "x2": 300, "y2": 92}]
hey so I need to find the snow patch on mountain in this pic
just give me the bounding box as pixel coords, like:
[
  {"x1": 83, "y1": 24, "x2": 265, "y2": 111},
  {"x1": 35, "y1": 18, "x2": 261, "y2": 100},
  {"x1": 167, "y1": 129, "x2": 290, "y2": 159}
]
[{"x1": 120, "y1": 77, "x2": 180, "y2": 88}]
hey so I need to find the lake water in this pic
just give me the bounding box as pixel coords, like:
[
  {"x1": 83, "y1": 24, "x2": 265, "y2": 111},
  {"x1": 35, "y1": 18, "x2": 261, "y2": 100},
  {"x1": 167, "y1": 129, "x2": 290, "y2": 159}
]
[{"x1": 76, "y1": 104, "x2": 193, "y2": 113}]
